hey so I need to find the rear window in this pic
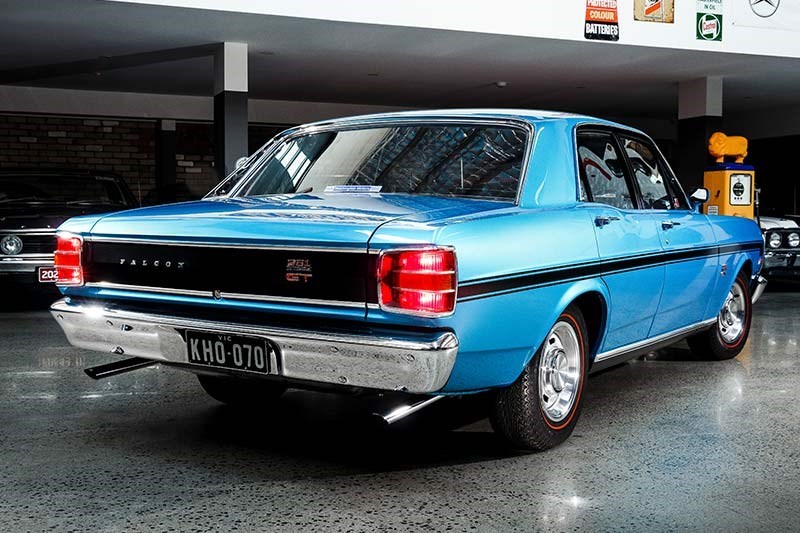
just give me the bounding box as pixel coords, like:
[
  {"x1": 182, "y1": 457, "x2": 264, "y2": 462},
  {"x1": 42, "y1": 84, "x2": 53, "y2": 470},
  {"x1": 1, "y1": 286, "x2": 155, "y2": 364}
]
[{"x1": 236, "y1": 123, "x2": 529, "y2": 201}]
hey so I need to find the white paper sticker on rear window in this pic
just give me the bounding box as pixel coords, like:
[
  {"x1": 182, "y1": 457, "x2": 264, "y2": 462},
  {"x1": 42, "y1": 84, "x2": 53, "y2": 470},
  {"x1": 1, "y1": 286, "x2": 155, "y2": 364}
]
[{"x1": 324, "y1": 185, "x2": 382, "y2": 193}]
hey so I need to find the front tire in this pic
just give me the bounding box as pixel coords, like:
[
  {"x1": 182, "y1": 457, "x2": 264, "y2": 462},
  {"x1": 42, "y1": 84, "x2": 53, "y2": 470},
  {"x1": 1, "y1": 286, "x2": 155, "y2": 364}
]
[
  {"x1": 490, "y1": 305, "x2": 588, "y2": 451},
  {"x1": 198, "y1": 375, "x2": 287, "y2": 406},
  {"x1": 687, "y1": 271, "x2": 752, "y2": 360}
]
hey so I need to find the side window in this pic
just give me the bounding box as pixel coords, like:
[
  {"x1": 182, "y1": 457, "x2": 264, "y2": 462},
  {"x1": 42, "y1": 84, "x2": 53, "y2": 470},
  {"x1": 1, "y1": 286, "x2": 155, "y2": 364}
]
[
  {"x1": 577, "y1": 131, "x2": 635, "y2": 210},
  {"x1": 619, "y1": 136, "x2": 688, "y2": 210}
]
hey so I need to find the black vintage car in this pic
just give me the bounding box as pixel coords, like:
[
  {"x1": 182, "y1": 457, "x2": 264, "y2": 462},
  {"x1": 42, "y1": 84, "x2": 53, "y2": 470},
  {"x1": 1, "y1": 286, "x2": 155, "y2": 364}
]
[{"x1": 0, "y1": 170, "x2": 137, "y2": 289}]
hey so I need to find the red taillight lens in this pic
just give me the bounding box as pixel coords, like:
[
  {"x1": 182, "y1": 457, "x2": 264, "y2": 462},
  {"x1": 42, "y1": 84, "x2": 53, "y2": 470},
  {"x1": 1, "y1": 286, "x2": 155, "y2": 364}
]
[
  {"x1": 54, "y1": 234, "x2": 83, "y2": 286},
  {"x1": 378, "y1": 248, "x2": 456, "y2": 316}
]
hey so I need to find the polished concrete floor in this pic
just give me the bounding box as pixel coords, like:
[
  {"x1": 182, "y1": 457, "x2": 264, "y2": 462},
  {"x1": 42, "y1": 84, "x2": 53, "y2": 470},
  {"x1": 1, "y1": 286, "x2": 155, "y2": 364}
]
[{"x1": 1, "y1": 290, "x2": 799, "y2": 532}]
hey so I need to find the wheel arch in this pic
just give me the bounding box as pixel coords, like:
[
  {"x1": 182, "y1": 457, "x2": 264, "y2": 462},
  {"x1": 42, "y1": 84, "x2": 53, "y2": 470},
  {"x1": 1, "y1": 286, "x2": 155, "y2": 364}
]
[
  {"x1": 570, "y1": 291, "x2": 607, "y2": 363},
  {"x1": 739, "y1": 258, "x2": 753, "y2": 280},
  {"x1": 542, "y1": 280, "x2": 610, "y2": 368}
]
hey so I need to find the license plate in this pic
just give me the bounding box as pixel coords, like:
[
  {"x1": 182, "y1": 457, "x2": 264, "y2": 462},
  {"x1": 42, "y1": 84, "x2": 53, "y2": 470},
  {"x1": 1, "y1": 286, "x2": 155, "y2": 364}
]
[
  {"x1": 38, "y1": 266, "x2": 58, "y2": 283},
  {"x1": 185, "y1": 330, "x2": 274, "y2": 374}
]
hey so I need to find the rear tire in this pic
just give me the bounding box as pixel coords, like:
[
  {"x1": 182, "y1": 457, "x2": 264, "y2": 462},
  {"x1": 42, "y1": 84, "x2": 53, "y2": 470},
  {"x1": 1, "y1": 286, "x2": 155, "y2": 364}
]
[
  {"x1": 490, "y1": 305, "x2": 588, "y2": 451},
  {"x1": 687, "y1": 271, "x2": 752, "y2": 361},
  {"x1": 197, "y1": 375, "x2": 287, "y2": 405}
]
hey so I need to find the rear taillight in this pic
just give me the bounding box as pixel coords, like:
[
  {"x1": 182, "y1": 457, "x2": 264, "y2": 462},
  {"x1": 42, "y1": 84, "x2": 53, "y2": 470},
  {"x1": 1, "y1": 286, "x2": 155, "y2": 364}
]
[
  {"x1": 54, "y1": 234, "x2": 83, "y2": 286},
  {"x1": 378, "y1": 248, "x2": 456, "y2": 317}
]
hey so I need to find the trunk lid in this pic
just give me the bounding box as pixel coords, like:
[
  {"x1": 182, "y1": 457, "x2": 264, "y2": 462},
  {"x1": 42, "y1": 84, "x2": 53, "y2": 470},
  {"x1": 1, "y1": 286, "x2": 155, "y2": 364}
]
[
  {"x1": 79, "y1": 194, "x2": 510, "y2": 308},
  {"x1": 86, "y1": 194, "x2": 509, "y2": 247}
]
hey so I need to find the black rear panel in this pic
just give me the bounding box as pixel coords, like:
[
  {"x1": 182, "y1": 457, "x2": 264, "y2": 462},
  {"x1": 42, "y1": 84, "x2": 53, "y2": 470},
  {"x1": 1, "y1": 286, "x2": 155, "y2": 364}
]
[{"x1": 85, "y1": 241, "x2": 378, "y2": 304}]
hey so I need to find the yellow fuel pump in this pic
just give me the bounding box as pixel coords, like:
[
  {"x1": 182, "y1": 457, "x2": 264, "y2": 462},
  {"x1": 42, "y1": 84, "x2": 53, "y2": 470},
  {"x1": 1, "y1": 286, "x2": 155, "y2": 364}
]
[{"x1": 703, "y1": 132, "x2": 755, "y2": 218}]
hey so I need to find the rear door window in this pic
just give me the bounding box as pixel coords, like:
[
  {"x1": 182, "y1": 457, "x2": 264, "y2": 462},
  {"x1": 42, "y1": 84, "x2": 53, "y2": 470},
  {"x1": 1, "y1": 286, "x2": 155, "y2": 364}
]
[{"x1": 576, "y1": 131, "x2": 635, "y2": 210}]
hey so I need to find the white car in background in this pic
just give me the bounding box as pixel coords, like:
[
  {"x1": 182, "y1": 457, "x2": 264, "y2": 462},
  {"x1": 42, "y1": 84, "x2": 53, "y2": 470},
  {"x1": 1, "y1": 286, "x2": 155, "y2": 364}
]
[{"x1": 760, "y1": 216, "x2": 800, "y2": 279}]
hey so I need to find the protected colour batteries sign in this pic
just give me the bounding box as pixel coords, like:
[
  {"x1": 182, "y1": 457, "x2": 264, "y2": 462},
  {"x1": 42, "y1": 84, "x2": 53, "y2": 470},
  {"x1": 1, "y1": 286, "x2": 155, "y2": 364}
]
[{"x1": 585, "y1": 0, "x2": 619, "y2": 41}]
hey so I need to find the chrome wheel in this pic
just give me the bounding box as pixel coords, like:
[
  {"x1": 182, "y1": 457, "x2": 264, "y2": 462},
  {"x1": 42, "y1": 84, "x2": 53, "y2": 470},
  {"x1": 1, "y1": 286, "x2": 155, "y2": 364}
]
[
  {"x1": 718, "y1": 281, "x2": 746, "y2": 344},
  {"x1": 538, "y1": 320, "x2": 581, "y2": 423}
]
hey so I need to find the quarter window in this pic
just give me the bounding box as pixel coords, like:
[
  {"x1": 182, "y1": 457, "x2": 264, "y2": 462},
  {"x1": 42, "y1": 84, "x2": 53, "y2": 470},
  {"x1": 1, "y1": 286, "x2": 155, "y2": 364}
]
[{"x1": 576, "y1": 132, "x2": 635, "y2": 210}]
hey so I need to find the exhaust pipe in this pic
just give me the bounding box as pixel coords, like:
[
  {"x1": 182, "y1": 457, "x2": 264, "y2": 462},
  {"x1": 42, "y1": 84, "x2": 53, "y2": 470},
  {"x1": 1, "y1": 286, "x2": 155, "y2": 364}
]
[
  {"x1": 373, "y1": 395, "x2": 445, "y2": 426},
  {"x1": 84, "y1": 357, "x2": 158, "y2": 380},
  {"x1": 752, "y1": 275, "x2": 768, "y2": 304}
]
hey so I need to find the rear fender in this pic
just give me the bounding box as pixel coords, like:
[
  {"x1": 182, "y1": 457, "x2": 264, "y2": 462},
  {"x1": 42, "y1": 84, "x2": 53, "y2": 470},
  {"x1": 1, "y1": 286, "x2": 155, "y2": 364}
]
[{"x1": 441, "y1": 278, "x2": 610, "y2": 392}]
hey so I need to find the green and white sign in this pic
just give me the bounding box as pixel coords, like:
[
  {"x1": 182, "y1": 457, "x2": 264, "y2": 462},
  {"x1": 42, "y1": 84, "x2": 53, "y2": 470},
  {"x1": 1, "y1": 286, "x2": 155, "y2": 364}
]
[{"x1": 697, "y1": 0, "x2": 723, "y2": 41}]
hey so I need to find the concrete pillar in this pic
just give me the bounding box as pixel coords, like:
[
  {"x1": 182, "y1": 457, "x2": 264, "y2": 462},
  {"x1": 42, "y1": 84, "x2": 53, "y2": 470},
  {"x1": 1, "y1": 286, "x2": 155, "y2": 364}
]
[
  {"x1": 154, "y1": 119, "x2": 177, "y2": 204},
  {"x1": 677, "y1": 77, "x2": 723, "y2": 190},
  {"x1": 213, "y1": 42, "x2": 248, "y2": 179}
]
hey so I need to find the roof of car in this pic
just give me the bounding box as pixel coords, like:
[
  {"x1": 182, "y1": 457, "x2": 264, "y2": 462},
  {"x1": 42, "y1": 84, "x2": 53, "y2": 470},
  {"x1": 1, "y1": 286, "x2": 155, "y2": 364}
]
[{"x1": 301, "y1": 108, "x2": 640, "y2": 134}]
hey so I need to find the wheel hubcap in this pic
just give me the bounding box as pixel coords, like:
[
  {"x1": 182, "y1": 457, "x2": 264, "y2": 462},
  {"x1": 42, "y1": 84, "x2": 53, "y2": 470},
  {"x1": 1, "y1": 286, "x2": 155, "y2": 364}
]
[
  {"x1": 538, "y1": 321, "x2": 581, "y2": 423},
  {"x1": 718, "y1": 281, "x2": 746, "y2": 344}
]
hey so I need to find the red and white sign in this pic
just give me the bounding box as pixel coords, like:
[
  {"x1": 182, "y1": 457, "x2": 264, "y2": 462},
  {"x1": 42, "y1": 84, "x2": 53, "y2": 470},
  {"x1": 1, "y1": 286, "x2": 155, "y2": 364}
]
[
  {"x1": 585, "y1": 0, "x2": 619, "y2": 41},
  {"x1": 38, "y1": 266, "x2": 58, "y2": 283}
]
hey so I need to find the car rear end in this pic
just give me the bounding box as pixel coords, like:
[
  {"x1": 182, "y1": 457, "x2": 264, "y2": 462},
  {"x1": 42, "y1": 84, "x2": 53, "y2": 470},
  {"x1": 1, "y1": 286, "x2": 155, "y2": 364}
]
[
  {"x1": 50, "y1": 115, "x2": 531, "y2": 395},
  {"x1": 51, "y1": 227, "x2": 465, "y2": 393}
]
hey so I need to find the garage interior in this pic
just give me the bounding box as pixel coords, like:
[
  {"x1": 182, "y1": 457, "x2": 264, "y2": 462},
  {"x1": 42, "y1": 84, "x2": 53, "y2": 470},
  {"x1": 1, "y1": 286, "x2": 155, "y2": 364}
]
[{"x1": 2, "y1": 0, "x2": 799, "y2": 531}]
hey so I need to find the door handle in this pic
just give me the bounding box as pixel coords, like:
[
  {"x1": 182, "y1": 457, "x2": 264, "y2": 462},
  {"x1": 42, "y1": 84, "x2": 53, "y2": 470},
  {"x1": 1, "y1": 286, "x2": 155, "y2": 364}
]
[
  {"x1": 595, "y1": 215, "x2": 620, "y2": 227},
  {"x1": 661, "y1": 220, "x2": 682, "y2": 230}
]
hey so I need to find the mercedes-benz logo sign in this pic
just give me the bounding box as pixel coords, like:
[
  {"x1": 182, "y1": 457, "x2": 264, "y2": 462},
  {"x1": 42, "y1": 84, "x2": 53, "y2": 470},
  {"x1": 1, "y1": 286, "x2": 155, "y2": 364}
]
[
  {"x1": 0, "y1": 234, "x2": 23, "y2": 255},
  {"x1": 750, "y1": 0, "x2": 780, "y2": 18}
]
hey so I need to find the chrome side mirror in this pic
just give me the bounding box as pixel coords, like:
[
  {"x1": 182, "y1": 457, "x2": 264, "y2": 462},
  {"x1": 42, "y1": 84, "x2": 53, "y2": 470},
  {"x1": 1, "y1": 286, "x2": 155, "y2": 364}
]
[
  {"x1": 689, "y1": 187, "x2": 709, "y2": 212},
  {"x1": 234, "y1": 156, "x2": 249, "y2": 170},
  {"x1": 690, "y1": 187, "x2": 709, "y2": 203}
]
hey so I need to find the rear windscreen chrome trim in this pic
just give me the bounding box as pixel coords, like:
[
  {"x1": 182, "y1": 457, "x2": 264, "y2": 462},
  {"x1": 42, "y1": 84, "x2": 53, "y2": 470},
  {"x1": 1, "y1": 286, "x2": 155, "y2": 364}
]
[{"x1": 228, "y1": 116, "x2": 535, "y2": 207}]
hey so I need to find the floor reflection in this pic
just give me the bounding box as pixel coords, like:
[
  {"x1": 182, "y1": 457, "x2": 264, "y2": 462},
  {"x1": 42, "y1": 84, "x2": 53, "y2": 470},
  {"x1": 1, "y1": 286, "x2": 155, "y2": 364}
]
[{"x1": 1, "y1": 292, "x2": 799, "y2": 531}]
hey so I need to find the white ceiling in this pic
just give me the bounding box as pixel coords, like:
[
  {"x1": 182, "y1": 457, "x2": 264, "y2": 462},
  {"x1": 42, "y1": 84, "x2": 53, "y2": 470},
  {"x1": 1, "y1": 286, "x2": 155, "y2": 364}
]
[{"x1": 1, "y1": 0, "x2": 799, "y2": 119}]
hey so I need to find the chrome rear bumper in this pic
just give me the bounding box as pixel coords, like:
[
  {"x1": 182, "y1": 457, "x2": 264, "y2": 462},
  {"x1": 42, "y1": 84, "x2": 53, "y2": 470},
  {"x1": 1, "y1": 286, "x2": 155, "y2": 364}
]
[
  {"x1": 0, "y1": 255, "x2": 52, "y2": 273},
  {"x1": 50, "y1": 299, "x2": 458, "y2": 393}
]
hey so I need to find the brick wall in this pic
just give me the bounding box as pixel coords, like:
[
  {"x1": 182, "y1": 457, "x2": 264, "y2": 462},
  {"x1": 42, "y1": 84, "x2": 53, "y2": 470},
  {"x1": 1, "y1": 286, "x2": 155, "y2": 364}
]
[
  {"x1": 0, "y1": 114, "x2": 156, "y2": 203},
  {"x1": 174, "y1": 122, "x2": 288, "y2": 197},
  {"x1": 0, "y1": 113, "x2": 291, "y2": 203},
  {"x1": 175, "y1": 122, "x2": 217, "y2": 198}
]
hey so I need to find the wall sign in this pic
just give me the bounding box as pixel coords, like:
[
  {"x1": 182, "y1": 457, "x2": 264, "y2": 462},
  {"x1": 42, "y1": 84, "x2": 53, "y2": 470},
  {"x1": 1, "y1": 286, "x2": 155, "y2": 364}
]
[
  {"x1": 733, "y1": 0, "x2": 799, "y2": 32},
  {"x1": 750, "y1": 0, "x2": 780, "y2": 18},
  {"x1": 634, "y1": 0, "x2": 675, "y2": 24},
  {"x1": 696, "y1": 0, "x2": 724, "y2": 41},
  {"x1": 585, "y1": 0, "x2": 619, "y2": 41}
]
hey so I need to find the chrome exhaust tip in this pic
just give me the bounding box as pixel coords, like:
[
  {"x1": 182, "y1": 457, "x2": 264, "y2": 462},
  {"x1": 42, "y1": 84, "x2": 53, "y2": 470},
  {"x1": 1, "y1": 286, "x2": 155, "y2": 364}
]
[
  {"x1": 372, "y1": 395, "x2": 445, "y2": 426},
  {"x1": 84, "y1": 357, "x2": 158, "y2": 380},
  {"x1": 752, "y1": 275, "x2": 768, "y2": 305}
]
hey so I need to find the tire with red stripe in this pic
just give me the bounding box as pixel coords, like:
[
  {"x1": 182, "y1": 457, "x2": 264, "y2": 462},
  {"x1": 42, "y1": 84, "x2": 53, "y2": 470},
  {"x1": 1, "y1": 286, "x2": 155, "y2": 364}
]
[
  {"x1": 688, "y1": 271, "x2": 752, "y2": 361},
  {"x1": 490, "y1": 304, "x2": 588, "y2": 451}
]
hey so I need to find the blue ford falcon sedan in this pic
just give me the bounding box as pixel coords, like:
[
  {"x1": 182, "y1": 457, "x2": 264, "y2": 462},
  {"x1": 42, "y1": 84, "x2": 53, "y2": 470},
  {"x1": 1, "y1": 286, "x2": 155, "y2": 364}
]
[{"x1": 51, "y1": 110, "x2": 765, "y2": 451}]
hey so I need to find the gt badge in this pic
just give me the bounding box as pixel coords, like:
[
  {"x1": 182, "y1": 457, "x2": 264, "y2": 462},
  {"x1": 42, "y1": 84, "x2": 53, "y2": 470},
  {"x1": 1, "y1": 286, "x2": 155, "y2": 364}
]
[{"x1": 286, "y1": 258, "x2": 313, "y2": 283}]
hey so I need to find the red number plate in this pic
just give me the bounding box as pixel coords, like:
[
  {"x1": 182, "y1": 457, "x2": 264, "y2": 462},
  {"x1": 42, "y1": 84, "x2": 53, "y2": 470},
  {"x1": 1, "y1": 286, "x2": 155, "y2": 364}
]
[{"x1": 38, "y1": 266, "x2": 58, "y2": 283}]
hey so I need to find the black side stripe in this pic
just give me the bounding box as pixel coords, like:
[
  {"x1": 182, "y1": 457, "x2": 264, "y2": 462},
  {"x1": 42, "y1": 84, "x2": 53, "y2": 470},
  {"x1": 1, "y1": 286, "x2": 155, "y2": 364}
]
[{"x1": 457, "y1": 241, "x2": 763, "y2": 301}]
